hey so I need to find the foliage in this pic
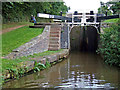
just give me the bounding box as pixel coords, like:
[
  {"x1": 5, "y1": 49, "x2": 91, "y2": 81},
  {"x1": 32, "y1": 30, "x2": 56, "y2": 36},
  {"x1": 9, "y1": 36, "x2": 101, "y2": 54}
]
[
  {"x1": 2, "y1": 26, "x2": 44, "y2": 56},
  {"x1": 108, "y1": 1, "x2": 120, "y2": 14},
  {"x1": 2, "y1": 2, "x2": 69, "y2": 23},
  {"x1": 98, "y1": 1, "x2": 120, "y2": 15},
  {"x1": 97, "y1": 23, "x2": 120, "y2": 67},
  {"x1": 34, "y1": 62, "x2": 46, "y2": 72},
  {"x1": 98, "y1": 4, "x2": 112, "y2": 16},
  {"x1": 45, "y1": 60, "x2": 51, "y2": 68}
]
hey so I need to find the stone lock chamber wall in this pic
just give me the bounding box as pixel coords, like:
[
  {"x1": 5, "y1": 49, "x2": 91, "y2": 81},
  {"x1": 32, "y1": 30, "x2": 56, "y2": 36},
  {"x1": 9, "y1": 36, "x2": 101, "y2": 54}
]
[{"x1": 61, "y1": 24, "x2": 70, "y2": 49}]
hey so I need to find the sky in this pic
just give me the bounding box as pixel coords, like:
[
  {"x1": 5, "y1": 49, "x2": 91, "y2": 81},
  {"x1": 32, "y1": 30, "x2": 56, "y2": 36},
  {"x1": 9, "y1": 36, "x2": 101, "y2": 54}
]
[{"x1": 63, "y1": 0, "x2": 110, "y2": 13}]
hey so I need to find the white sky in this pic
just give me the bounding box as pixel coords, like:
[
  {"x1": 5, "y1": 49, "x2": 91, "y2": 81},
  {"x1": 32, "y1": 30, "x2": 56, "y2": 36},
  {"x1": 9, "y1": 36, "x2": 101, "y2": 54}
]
[{"x1": 63, "y1": 0, "x2": 110, "y2": 13}]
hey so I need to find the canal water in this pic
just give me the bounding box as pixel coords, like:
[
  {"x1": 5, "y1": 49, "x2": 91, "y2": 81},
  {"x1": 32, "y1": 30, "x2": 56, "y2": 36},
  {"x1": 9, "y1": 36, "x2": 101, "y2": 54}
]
[{"x1": 2, "y1": 51, "x2": 120, "y2": 89}]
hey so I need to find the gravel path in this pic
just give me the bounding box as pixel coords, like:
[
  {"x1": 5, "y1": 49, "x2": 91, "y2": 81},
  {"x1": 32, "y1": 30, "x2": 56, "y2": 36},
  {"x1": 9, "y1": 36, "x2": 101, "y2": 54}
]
[{"x1": 1, "y1": 25, "x2": 26, "y2": 35}]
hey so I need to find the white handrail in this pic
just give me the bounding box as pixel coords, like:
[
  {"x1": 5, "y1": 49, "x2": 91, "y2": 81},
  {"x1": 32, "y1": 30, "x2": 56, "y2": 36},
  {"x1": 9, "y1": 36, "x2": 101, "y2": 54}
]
[{"x1": 71, "y1": 13, "x2": 98, "y2": 26}]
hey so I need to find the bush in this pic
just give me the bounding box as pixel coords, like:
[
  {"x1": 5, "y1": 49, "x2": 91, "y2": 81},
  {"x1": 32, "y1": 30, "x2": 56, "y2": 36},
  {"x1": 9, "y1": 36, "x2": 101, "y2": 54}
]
[{"x1": 97, "y1": 23, "x2": 120, "y2": 67}]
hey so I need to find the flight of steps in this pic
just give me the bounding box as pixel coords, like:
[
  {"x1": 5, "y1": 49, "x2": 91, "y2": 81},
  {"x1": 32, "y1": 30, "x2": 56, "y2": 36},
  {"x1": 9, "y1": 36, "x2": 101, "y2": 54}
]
[{"x1": 48, "y1": 25, "x2": 61, "y2": 51}]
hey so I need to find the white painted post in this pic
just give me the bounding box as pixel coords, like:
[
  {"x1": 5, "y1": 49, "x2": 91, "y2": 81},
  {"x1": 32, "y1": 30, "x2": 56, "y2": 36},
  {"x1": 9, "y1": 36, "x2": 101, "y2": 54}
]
[
  {"x1": 65, "y1": 20, "x2": 67, "y2": 23},
  {"x1": 81, "y1": 13, "x2": 85, "y2": 26},
  {"x1": 72, "y1": 13, "x2": 74, "y2": 26},
  {"x1": 68, "y1": 24, "x2": 70, "y2": 49},
  {"x1": 94, "y1": 13, "x2": 97, "y2": 25}
]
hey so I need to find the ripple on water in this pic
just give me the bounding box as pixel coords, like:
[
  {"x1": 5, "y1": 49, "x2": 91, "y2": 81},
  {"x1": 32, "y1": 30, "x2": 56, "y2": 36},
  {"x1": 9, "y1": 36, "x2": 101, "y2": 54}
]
[{"x1": 55, "y1": 71, "x2": 115, "y2": 89}]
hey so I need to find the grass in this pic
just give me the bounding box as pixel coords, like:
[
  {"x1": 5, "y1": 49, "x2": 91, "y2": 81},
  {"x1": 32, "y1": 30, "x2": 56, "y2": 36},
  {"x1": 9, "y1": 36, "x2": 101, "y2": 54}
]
[
  {"x1": 2, "y1": 26, "x2": 44, "y2": 56},
  {"x1": 2, "y1": 49, "x2": 63, "y2": 71},
  {"x1": 2, "y1": 59, "x2": 29, "y2": 72},
  {"x1": 1, "y1": 49, "x2": 64, "y2": 84},
  {"x1": 2, "y1": 22, "x2": 34, "y2": 30},
  {"x1": 103, "y1": 18, "x2": 120, "y2": 23}
]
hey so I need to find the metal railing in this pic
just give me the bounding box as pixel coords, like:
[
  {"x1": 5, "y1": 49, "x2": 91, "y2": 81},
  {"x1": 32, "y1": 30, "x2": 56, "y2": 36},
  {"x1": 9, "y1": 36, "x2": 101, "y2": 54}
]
[{"x1": 66, "y1": 13, "x2": 99, "y2": 26}]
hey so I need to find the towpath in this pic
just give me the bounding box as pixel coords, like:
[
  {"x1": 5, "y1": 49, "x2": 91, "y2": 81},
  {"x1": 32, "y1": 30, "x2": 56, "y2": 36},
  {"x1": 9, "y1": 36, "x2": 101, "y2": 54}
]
[{"x1": 1, "y1": 25, "x2": 28, "y2": 35}]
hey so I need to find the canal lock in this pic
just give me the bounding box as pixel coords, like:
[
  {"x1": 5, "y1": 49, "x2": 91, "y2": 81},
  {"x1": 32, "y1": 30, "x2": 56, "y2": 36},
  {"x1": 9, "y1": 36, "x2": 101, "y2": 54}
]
[{"x1": 70, "y1": 26, "x2": 99, "y2": 53}]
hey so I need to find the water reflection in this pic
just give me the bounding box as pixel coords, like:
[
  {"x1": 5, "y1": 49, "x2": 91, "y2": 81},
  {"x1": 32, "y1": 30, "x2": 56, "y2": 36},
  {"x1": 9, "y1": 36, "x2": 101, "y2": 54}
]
[{"x1": 2, "y1": 52, "x2": 120, "y2": 89}]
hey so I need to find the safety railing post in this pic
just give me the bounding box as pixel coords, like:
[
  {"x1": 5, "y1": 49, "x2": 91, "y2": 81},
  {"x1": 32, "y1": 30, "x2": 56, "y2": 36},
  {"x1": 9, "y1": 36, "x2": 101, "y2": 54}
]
[{"x1": 72, "y1": 13, "x2": 74, "y2": 26}]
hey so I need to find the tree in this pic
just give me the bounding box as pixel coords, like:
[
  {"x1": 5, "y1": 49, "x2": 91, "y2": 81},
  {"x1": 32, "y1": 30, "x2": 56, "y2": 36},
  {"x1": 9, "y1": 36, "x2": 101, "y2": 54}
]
[
  {"x1": 98, "y1": 1, "x2": 120, "y2": 15},
  {"x1": 2, "y1": 2, "x2": 69, "y2": 23},
  {"x1": 98, "y1": 2, "x2": 112, "y2": 15},
  {"x1": 109, "y1": 1, "x2": 120, "y2": 14}
]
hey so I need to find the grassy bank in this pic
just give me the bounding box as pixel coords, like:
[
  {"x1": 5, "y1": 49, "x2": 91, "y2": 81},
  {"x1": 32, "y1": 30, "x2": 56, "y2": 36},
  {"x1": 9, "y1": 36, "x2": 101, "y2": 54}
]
[
  {"x1": 2, "y1": 49, "x2": 64, "y2": 84},
  {"x1": 2, "y1": 49, "x2": 63, "y2": 71},
  {"x1": 103, "y1": 18, "x2": 120, "y2": 23},
  {"x1": 2, "y1": 26, "x2": 44, "y2": 56}
]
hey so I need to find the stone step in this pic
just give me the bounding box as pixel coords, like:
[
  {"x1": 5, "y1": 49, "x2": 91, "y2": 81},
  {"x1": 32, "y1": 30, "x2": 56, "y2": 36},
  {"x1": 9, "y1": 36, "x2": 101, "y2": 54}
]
[
  {"x1": 50, "y1": 34, "x2": 60, "y2": 37},
  {"x1": 49, "y1": 39, "x2": 59, "y2": 41},
  {"x1": 48, "y1": 47, "x2": 60, "y2": 51},
  {"x1": 50, "y1": 28, "x2": 61, "y2": 31},
  {"x1": 50, "y1": 31, "x2": 60, "y2": 33},
  {"x1": 49, "y1": 37, "x2": 60, "y2": 40},
  {"x1": 50, "y1": 32, "x2": 60, "y2": 34},
  {"x1": 50, "y1": 33, "x2": 60, "y2": 35},
  {"x1": 49, "y1": 40, "x2": 60, "y2": 44},
  {"x1": 49, "y1": 41, "x2": 60, "y2": 44},
  {"x1": 49, "y1": 40, "x2": 59, "y2": 43},
  {"x1": 49, "y1": 44, "x2": 59, "y2": 47}
]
